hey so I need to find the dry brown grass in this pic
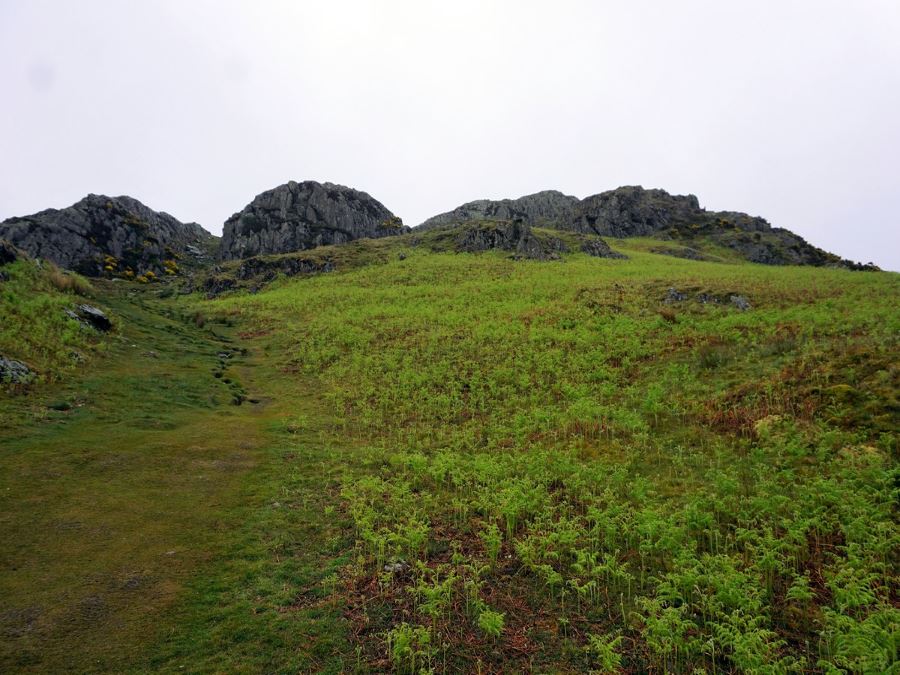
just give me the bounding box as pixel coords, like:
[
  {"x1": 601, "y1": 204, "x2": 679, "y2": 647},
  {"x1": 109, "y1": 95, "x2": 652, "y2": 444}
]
[{"x1": 46, "y1": 264, "x2": 92, "y2": 295}]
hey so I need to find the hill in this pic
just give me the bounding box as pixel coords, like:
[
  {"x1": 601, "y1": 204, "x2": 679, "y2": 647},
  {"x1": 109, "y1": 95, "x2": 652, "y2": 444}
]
[
  {"x1": 0, "y1": 194, "x2": 216, "y2": 277},
  {"x1": 1, "y1": 235, "x2": 896, "y2": 673},
  {"x1": 419, "y1": 186, "x2": 878, "y2": 270}
]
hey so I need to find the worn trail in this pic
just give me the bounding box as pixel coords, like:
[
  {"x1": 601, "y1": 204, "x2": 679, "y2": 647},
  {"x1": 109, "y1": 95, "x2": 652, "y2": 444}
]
[{"x1": 0, "y1": 285, "x2": 350, "y2": 673}]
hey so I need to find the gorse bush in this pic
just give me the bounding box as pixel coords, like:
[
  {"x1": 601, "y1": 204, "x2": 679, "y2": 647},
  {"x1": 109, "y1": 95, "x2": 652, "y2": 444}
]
[{"x1": 212, "y1": 245, "x2": 899, "y2": 672}]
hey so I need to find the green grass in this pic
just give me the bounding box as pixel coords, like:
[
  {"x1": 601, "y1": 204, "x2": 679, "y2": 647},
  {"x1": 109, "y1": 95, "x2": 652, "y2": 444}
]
[
  {"x1": 0, "y1": 283, "x2": 354, "y2": 673},
  {"x1": 0, "y1": 260, "x2": 105, "y2": 383},
  {"x1": 209, "y1": 246, "x2": 898, "y2": 672},
  {"x1": 2, "y1": 243, "x2": 898, "y2": 673}
]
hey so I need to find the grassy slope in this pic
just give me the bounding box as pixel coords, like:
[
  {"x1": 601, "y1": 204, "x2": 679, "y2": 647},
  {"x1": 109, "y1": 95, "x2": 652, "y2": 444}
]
[
  {"x1": 0, "y1": 283, "x2": 353, "y2": 673},
  {"x1": 209, "y1": 244, "x2": 898, "y2": 673},
  {"x1": 1, "y1": 243, "x2": 898, "y2": 673},
  {"x1": 0, "y1": 260, "x2": 103, "y2": 385}
]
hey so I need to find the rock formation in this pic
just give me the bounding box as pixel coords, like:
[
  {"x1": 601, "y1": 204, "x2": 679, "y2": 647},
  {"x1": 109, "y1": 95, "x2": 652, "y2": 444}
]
[
  {"x1": 0, "y1": 195, "x2": 213, "y2": 276},
  {"x1": 569, "y1": 186, "x2": 768, "y2": 237},
  {"x1": 219, "y1": 181, "x2": 406, "y2": 260},
  {"x1": 418, "y1": 185, "x2": 877, "y2": 269},
  {"x1": 419, "y1": 190, "x2": 578, "y2": 230}
]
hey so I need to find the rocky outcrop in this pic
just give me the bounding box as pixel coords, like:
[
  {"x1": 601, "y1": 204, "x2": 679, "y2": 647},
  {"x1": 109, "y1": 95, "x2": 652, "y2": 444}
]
[
  {"x1": 580, "y1": 239, "x2": 626, "y2": 259},
  {"x1": 455, "y1": 221, "x2": 565, "y2": 260},
  {"x1": 425, "y1": 220, "x2": 624, "y2": 261},
  {"x1": 203, "y1": 254, "x2": 336, "y2": 298},
  {"x1": 569, "y1": 186, "x2": 769, "y2": 237},
  {"x1": 0, "y1": 195, "x2": 214, "y2": 276},
  {"x1": 419, "y1": 190, "x2": 578, "y2": 230},
  {"x1": 420, "y1": 185, "x2": 875, "y2": 269},
  {"x1": 220, "y1": 181, "x2": 406, "y2": 260},
  {"x1": 64, "y1": 304, "x2": 112, "y2": 332},
  {"x1": 0, "y1": 356, "x2": 34, "y2": 384}
]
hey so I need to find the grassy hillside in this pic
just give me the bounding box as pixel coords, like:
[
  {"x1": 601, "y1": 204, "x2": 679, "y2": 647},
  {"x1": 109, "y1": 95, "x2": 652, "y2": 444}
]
[
  {"x1": 0, "y1": 259, "x2": 104, "y2": 385},
  {"x1": 1, "y1": 242, "x2": 897, "y2": 673},
  {"x1": 204, "y1": 245, "x2": 898, "y2": 673}
]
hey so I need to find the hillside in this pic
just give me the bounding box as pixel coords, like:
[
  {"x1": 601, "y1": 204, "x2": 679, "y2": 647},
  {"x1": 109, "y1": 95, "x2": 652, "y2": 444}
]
[{"x1": 1, "y1": 234, "x2": 897, "y2": 673}]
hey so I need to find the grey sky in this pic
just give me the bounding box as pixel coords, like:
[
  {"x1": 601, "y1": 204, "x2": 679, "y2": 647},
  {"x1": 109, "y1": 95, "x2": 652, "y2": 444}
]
[{"x1": 2, "y1": 1, "x2": 898, "y2": 269}]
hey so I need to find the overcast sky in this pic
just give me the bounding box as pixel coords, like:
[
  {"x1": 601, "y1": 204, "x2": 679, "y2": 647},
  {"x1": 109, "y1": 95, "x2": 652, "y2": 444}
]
[{"x1": 1, "y1": 1, "x2": 898, "y2": 269}]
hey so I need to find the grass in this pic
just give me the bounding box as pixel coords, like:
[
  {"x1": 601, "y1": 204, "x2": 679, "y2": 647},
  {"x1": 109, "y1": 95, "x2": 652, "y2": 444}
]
[
  {"x1": 0, "y1": 282, "x2": 354, "y2": 673},
  {"x1": 0, "y1": 259, "x2": 103, "y2": 384},
  {"x1": 2, "y1": 241, "x2": 898, "y2": 673},
  {"x1": 208, "y1": 245, "x2": 898, "y2": 672}
]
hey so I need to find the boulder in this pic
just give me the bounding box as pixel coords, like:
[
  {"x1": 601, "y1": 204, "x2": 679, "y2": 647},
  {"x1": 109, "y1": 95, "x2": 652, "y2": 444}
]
[
  {"x1": 64, "y1": 304, "x2": 112, "y2": 331},
  {"x1": 580, "y1": 239, "x2": 627, "y2": 259},
  {"x1": 0, "y1": 356, "x2": 34, "y2": 384},
  {"x1": 219, "y1": 181, "x2": 406, "y2": 260},
  {"x1": 0, "y1": 195, "x2": 215, "y2": 276}
]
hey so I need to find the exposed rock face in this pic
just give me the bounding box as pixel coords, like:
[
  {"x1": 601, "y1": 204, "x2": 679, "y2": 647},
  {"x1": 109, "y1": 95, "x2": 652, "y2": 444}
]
[
  {"x1": 436, "y1": 220, "x2": 624, "y2": 261},
  {"x1": 569, "y1": 186, "x2": 769, "y2": 237},
  {"x1": 0, "y1": 195, "x2": 214, "y2": 276},
  {"x1": 420, "y1": 185, "x2": 875, "y2": 269},
  {"x1": 419, "y1": 190, "x2": 578, "y2": 230},
  {"x1": 220, "y1": 181, "x2": 406, "y2": 260},
  {"x1": 455, "y1": 221, "x2": 564, "y2": 260},
  {"x1": 203, "y1": 254, "x2": 336, "y2": 298}
]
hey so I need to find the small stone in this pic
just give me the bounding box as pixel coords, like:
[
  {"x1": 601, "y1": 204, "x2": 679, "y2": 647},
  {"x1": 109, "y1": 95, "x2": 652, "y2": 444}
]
[
  {"x1": 383, "y1": 559, "x2": 410, "y2": 574},
  {"x1": 0, "y1": 356, "x2": 34, "y2": 384},
  {"x1": 665, "y1": 288, "x2": 687, "y2": 303},
  {"x1": 730, "y1": 295, "x2": 751, "y2": 311}
]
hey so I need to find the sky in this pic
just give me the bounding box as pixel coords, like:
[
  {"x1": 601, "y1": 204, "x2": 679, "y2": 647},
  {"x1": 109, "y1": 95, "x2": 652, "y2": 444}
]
[{"x1": 1, "y1": 1, "x2": 899, "y2": 269}]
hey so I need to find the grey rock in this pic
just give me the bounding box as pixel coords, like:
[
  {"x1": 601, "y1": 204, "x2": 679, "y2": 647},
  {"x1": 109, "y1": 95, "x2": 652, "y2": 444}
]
[
  {"x1": 383, "y1": 560, "x2": 410, "y2": 574},
  {"x1": 76, "y1": 304, "x2": 112, "y2": 331},
  {"x1": 730, "y1": 295, "x2": 752, "y2": 311},
  {"x1": 220, "y1": 180, "x2": 406, "y2": 260},
  {"x1": 421, "y1": 185, "x2": 873, "y2": 268},
  {"x1": 0, "y1": 195, "x2": 215, "y2": 276},
  {"x1": 580, "y1": 238, "x2": 627, "y2": 259},
  {"x1": 64, "y1": 304, "x2": 112, "y2": 331},
  {"x1": 203, "y1": 276, "x2": 237, "y2": 299},
  {"x1": 665, "y1": 288, "x2": 688, "y2": 303},
  {"x1": 235, "y1": 255, "x2": 335, "y2": 281},
  {"x1": 418, "y1": 190, "x2": 578, "y2": 229},
  {"x1": 0, "y1": 356, "x2": 34, "y2": 384},
  {"x1": 455, "y1": 220, "x2": 566, "y2": 260},
  {"x1": 570, "y1": 186, "x2": 709, "y2": 237}
]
